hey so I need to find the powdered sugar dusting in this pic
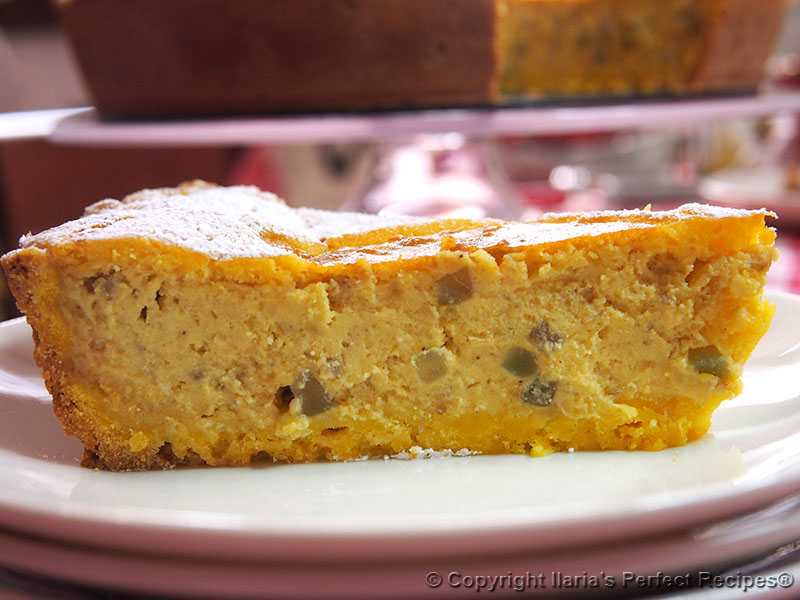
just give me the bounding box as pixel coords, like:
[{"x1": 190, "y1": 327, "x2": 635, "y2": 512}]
[
  {"x1": 330, "y1": 447, "x2": 479, "y2": 461},
  {"x1": 16, "y1": 183, "x2": 772, "y2": 262},
  {"x1": 21, "y1": 183, "x2": 322, "y2": 260},
  {"x1": 385, "y1": 447, "x2": 480, "y2": 460},
  {"x1": 538, "y1": 202, "x2": 774, "y2": 222},
  {"x1": 297, "y1": 207, "x2": 430, "y2": 240}
]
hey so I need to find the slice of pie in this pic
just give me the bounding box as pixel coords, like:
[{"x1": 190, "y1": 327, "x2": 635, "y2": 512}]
[{"x1": 1, "y1": 182, "x2": 777, "y2": 470}]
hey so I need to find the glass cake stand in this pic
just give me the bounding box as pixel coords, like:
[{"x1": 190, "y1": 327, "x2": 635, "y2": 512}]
[{"x1": 48, "y1": 89, "x2": 800, "y2": 220}]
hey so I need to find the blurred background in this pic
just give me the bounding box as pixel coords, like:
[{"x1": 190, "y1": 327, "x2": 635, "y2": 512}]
[{"x1": 1, "y1": 0, "x2": 800, "y2": 318}]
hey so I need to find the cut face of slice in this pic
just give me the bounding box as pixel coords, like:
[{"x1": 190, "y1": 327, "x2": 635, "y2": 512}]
[{"x1": 1, "y1": 183, "x2": 778, "y2": 470}]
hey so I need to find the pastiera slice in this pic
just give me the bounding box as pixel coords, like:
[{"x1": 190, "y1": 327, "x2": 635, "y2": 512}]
[{"x1": 2, "y1": 182, "x2": 777, "y2": 470}]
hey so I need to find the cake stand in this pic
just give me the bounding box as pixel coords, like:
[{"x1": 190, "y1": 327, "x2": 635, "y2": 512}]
[{"x1": 49, "y1": 89, "x2": 800, "y2": 219}]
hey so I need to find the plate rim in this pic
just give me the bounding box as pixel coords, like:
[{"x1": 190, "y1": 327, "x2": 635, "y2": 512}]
[
  {"x1": 0, "y1": 292, "x2": 798, "y2": 561},
  {"x1": 4, "y1": 498, "x2": 800, "y2": 599}
]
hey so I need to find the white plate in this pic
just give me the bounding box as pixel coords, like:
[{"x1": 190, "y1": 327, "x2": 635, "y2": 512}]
[
  {"x1": 3, "y1": 495, "x2": 800, "y2": 599},
  {"x1": 49, "y1": 90, "x2": 800, "y2": 146},
  {"x1": 0, "y1": 293, "x2": 799, "y2": 565}
]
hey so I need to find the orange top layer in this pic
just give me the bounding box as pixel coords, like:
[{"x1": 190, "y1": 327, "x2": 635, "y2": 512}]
[{"x1": 15, "y1": 182, "x2": 773, "y2": 269}]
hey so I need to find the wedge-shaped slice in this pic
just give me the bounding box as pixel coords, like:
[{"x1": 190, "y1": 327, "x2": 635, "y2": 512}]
[{"x1": 2, "y1": 182, "x2": 777, "y2": 470}]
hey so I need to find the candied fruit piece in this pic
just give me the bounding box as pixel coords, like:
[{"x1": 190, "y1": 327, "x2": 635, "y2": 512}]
[
  {"x1": 523, "y1": 378, "x2": 557, "y2": 407},
  {"x1": 291, "y1": 372, "x2": 334, "y2": 416},
  {"x1": 414, "y1": 348, "x2": 448, "y2": 382},
  {"x1": 688, "y1": 345, "x2": 729, "y2": 378},
  {"x1": 435, "y1": 267, "x2": 473, "y2": 304},
  {"x1": 275, "y1": 386, "x2": 294, "y2": 413},
  {"x1": 502, "y1": 346, "x2": 537, "y2": 377},
  {"x1": 528, "y1": 321, "x2": 563, "y2": 350}
]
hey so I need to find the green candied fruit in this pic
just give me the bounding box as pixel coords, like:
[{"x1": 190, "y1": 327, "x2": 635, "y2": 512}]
[
  {"x1": 435, "y1": 267, "x2": 473, "y2": 305},
  {"x1": 688, "y1": 345, "x2": 729, "y2": 378},
  {"x1": 522, "y1": 378, "x2": 557, "y2": 407},
  {"x1": 501, "y1": 346, "x2": 538, "y2": 377},
  {"x1": 291, "y1": 372, "x2": 334, "y2": 416},
  {"x1": 413, "y1": 348, "x2": 448, "y2": 383},
  {"x1": 527, "y1": 321, "x2": 563, "y2": 351}
]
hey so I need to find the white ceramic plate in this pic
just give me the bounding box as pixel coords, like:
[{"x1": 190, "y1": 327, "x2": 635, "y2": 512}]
[
  {"x1": 0, "y1": 293, "x2": 799, "y2": 565},
  {"x1": 3, "y1": 495, "x2": 800, "y2": 599}
]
